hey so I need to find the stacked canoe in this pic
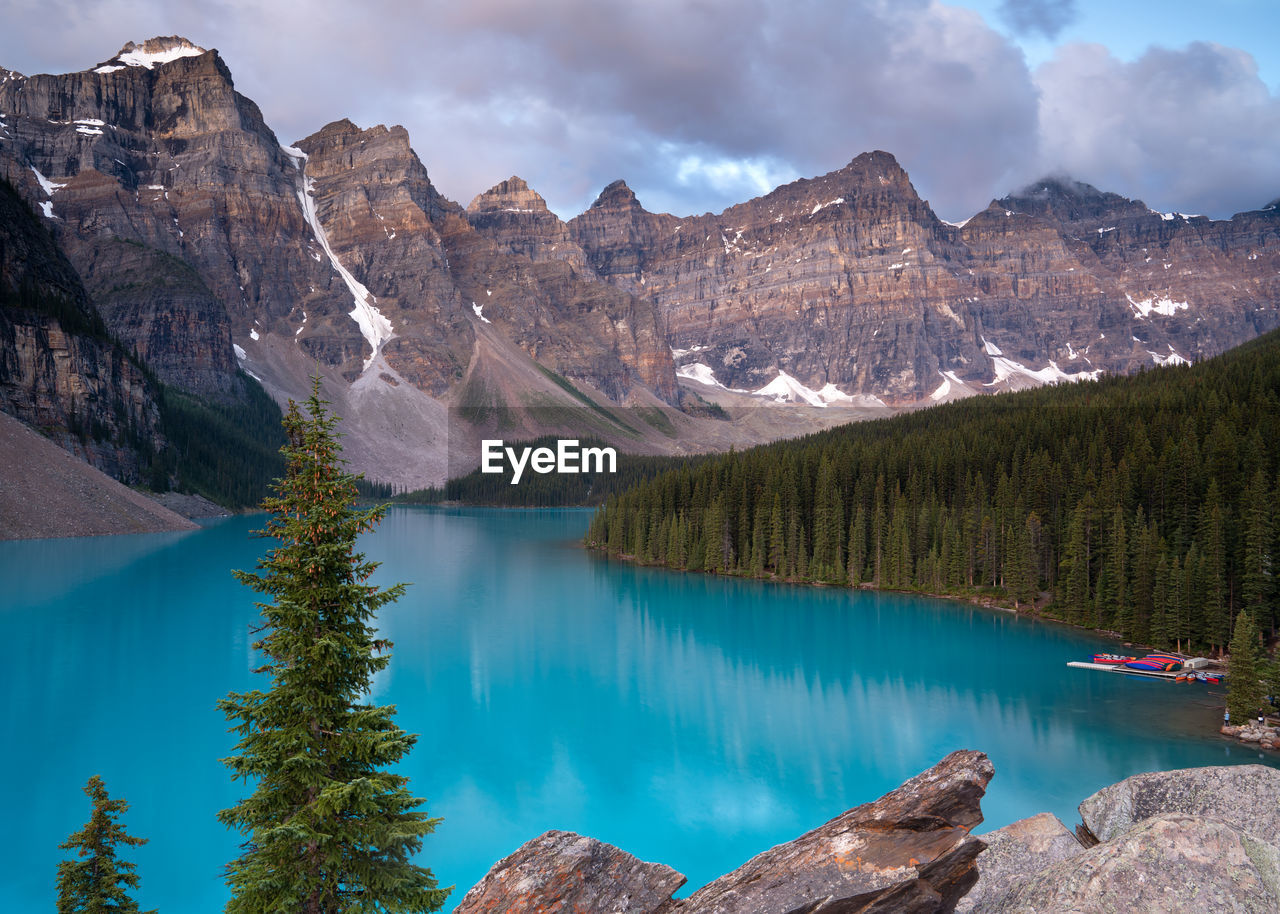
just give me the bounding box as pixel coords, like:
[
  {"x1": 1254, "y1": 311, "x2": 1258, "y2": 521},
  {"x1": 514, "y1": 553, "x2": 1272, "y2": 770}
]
[
  {"x1": 1123, "y1": 653, "x2": 1183, "y2": 672},
  {"x1": 1091, "y1": 653, "x2": 1136, "y2": 665}
]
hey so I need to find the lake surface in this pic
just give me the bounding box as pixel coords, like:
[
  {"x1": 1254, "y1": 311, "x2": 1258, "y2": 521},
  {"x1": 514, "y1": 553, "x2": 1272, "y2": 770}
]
[{"x1": 2, "y1": 507, "x2": 1273, "y2": 912}]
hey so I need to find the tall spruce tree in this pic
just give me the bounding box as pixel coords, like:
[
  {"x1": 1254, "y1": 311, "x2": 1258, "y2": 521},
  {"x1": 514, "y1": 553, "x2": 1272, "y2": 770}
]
[
  {"x1": 56, "y1": 776, "x2": 154, "y2": 914},
  {"x1": 218, "y1": 384, "x2": 448, "y2": 914},
  {"x1": 1227, "y1": 610, "x2": 1265, "y2": 725}
]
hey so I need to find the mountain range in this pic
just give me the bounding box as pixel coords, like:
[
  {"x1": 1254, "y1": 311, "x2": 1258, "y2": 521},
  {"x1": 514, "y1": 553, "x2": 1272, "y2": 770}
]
[{"x1": 1, "y1": 36, "x2": 1277, "y2": 492}]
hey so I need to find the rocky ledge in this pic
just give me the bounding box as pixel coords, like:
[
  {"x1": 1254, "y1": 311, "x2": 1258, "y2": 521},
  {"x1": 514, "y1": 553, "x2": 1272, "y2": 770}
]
[
  {"x1": 457, "y1": 749, "x2": 993, "y2": 914},
  {"x1": 457, "y1": 755, "x2": 1280, "y2": 914},
  {"x1": 1222, "y1": 723, "x2": 1280, "y2": 750}
]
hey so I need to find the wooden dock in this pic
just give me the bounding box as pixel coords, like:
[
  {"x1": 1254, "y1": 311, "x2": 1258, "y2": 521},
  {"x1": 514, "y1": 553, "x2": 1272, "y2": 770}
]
[{"x1": 1066, "y1": 661, "x2": 1224, "y2": 682}]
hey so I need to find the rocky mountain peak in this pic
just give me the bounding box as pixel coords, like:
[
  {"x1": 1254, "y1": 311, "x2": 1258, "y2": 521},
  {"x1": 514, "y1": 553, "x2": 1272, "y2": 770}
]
[
  {"x1": 295, "y1": 121, "x2": 423, "y2": 186},
  {"x1": 999, "y1": 175, "x2": 1148, "y2": 224},
  {"x1": 306, "y1": 117, "x2": 362, "y2": 142},
  {"x1": 466, "y1": 176, "x2": 550, "y2": 215},
  {"x1": 590, "y1": 179, "x2": 644, "y2": 212},
  {"x1": 847, "y1": 148, "x2": 906, "y2": 174},
  {"x1": 95, "y1": 36, "x2": 209, "y2": 73}
]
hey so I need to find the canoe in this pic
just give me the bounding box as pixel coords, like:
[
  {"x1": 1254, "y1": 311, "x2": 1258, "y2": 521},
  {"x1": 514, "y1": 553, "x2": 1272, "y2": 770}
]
[{"x1": 1123, "y1": 657, "x2": 1181, "y2": 672}]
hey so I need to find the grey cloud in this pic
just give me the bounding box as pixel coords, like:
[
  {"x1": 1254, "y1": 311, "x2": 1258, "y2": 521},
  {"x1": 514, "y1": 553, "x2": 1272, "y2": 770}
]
[
  {"x1": 0, "y1": 1, "x2": 1273, "y2": 225},
  {"x1": 355, "y1": 0, "x2": 1041, "y2": 220},
  {"x1": 998, "y1": 0, "x2": 1078, "y2": 40},
  {"x1": 0, "y1": 0, "x2": 1039, "y2": 222},
  {"x1": 1034, "y1": 41, "x2": 1280, "y2": 217}
]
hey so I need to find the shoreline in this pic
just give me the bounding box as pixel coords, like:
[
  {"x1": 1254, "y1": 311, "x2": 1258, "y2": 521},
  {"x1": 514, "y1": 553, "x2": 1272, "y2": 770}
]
[{"x1": 588, "y1": 543, "x2": 1279, "y2": 750}]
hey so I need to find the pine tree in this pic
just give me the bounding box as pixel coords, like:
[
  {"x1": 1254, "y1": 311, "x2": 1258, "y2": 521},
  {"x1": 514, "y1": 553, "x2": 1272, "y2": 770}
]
[
  {"x1": 56, "y1": 776, "x2": 154, "y2": 914},
  {"x1": 1227, "y1": 610, "x2": 1266, "y2": 725},
  {"x1": 1198, "y1": 482, "x2": 1229, "y2": 652},
  {"x1": 1242, "y1": 469, "x2": 1274, "y2": 618},
  {"x1": 218, "y1": 384, "x2": 448, "y2": 914}
]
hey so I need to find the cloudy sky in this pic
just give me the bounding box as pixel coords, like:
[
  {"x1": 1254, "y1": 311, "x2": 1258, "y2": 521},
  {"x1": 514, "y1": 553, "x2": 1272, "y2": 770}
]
[{"x1": 2, "y1": 0, "x2": 1278, "y2": 222}]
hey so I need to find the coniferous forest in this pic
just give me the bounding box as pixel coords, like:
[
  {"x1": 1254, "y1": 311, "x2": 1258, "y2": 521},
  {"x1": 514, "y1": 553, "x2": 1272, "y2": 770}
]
[{"x1": 587, "y1": 329, "x2": 1280, "y2": 654}]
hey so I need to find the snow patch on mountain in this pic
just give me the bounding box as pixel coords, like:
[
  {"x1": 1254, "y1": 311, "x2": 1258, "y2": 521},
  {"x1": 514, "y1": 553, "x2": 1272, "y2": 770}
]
[
  {"x1": 106, "y1": 39, "x2": 207, "y2": 71},
  {"x1": 752, "y1": 371, "x2": 884, "y2": 407},
  {"x1": 30, "y1": 166, "x2": 65, "y2": 196},
  {"x1": 292, "y1": 160, "x2": 393, "y2": 370},
  {"x1": 929, "y1": 370, "x2": 975, "y2": 402},
  {"x1": 809, "y1": 198, "x2": 844, "y2": 216},
  {"x1": 987, "y1": 355, "x2": 1102, "y2": 386},
  {"x1": 1150, "y1": 347, "x2": 1191, "y2": 367},
  {"x1": 677, "y1": 362, "x2": 740, "y2": 391},
  {"x1": 1126, "y1": 293, "x2": 1189, "y2": 318}
]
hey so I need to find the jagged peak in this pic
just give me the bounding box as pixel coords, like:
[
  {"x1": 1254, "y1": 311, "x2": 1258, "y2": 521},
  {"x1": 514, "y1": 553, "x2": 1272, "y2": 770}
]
[
  {"x1": 847, "y1": 149, "x2": 905, "y2": 172},
  {"x1": 295, "y1": 119, "x2": 377, "y2": 155},
  {"x1": 1009, "y1": 175, "x2": 1121, "y2": 202},
  {"x1": 589, "y1": 179, "x2": 644, "y2": 211},
  {"x1": 94, "y1": 36, "x2": 208, "y2": 73},
  {"x1": 1000, "y1": 175, "x2": 1150, "y2": 222},
  {"x1": 301, "y1": 120, "x2": 413, "y2": 148},
  {"x1": 314, "y1": 118, "x2": 362, "y2": 138},
  {"x1": 466, "y1": 177, "x2": 550, "y2": 215}
]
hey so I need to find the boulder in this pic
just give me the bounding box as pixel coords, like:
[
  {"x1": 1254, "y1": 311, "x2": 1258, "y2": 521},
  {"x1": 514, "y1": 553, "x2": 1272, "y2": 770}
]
[
  {"x1": 954, "y1": 813, "x2": 1083, "y2": 914},
  {"x1": 667, "y1": 749, "x2": 994, "y2": 914},
  {"x1": 1078, "y1": 763, "x2": 1280, "y2": 843},
  {"x1": 985, "y1": 813, "x2": 1280, "y2": 914},
  {"x1": 452, "y1": 829, "x2": 686, "y2": 914}
]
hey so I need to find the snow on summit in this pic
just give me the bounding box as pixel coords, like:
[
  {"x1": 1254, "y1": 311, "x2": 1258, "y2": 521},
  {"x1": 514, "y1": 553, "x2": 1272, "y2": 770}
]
[{"x1": 95, "y1": 37, "x2": 206, "y2": 73}]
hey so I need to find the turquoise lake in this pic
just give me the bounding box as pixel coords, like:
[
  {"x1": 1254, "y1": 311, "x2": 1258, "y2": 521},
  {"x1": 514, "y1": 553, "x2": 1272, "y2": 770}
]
[{"x1": 3, "y1": 506, "x2": 1274, "y2": 912}]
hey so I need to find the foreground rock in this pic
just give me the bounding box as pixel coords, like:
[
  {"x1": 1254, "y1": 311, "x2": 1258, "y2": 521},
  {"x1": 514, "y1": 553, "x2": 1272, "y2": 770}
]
[
  {"x1": 458, "y1": 751, "x2": 995, "y2": 914},
  {"x1": 985, "y1": 813, "x2": 1280, "y2": 914},
  {"x1": 456, "y1": 757, "x2": 1280, "y2": 914},
  {"x1": 1078, "y1": 763, "x2": 1280, "y2": 843},
  {"x1": 453, "y1": 830, "x2": 686, "y2": 914},
  {"x1": 667, "y1": 749, "x2": 993, "y2": 914},
  {"x1": 954, "y1": 813, "x2": 1083, "y2": 914}
]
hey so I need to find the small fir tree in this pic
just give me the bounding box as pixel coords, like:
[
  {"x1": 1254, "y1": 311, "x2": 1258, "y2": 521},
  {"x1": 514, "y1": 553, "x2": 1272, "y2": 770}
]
[
  {"x1": 1227, "y1": 610, "x2": 1266, "y2": 725},
  {"x1": 219, "y1": 383, "x2": 448, "y2": 914},
  {"x1": 56, "y1": 776, "x2": 154, "y2": 914}
]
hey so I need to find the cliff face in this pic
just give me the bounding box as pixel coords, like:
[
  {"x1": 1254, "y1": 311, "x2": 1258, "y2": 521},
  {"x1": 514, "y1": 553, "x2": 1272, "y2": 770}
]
[
  {"x1": 567, "y1": 156, "x2": 1280, "y2": 402},
  {"x1": 997, "y1": 178, "x2": 1280, "y2": 364},
  {"x1": 290, "y1": 119, "x2": 474, "y2": 391},
  {"x1": 74, "y1": 238, "x2": 238, "y2": 398},
  {"x1": 466, "y1": 176, "x2": 592, "y2": 273},
  {"x1": 0, "y1": 179, "x2": 161, "y2": 481},
  {"x1": 456, "y1": 174, "x2": 677, "y2": 402},
  {"x1": 0, "y1": 38, "x2": 347, "y2": 398}
]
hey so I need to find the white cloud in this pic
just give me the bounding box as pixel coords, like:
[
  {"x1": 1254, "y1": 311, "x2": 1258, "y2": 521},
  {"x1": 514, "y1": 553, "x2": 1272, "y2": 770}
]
[{"x1": 1034, "y1": 41, "x2": 1280, "y2": 216}]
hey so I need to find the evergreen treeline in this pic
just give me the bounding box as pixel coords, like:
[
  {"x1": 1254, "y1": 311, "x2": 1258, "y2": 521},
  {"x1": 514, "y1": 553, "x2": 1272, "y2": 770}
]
[
  {"x1": 1, "y1": 277, "x2": 111, "y2": 342},
  {"x1": 588, "y1": 330, "x2": 1280, "y2": 654},
  {"x1": 395, "y1": 436, "x2": 707, "y2": 507},
  {"x1": 153, "y1": 375, "x2": 287, "y2": 508}
]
